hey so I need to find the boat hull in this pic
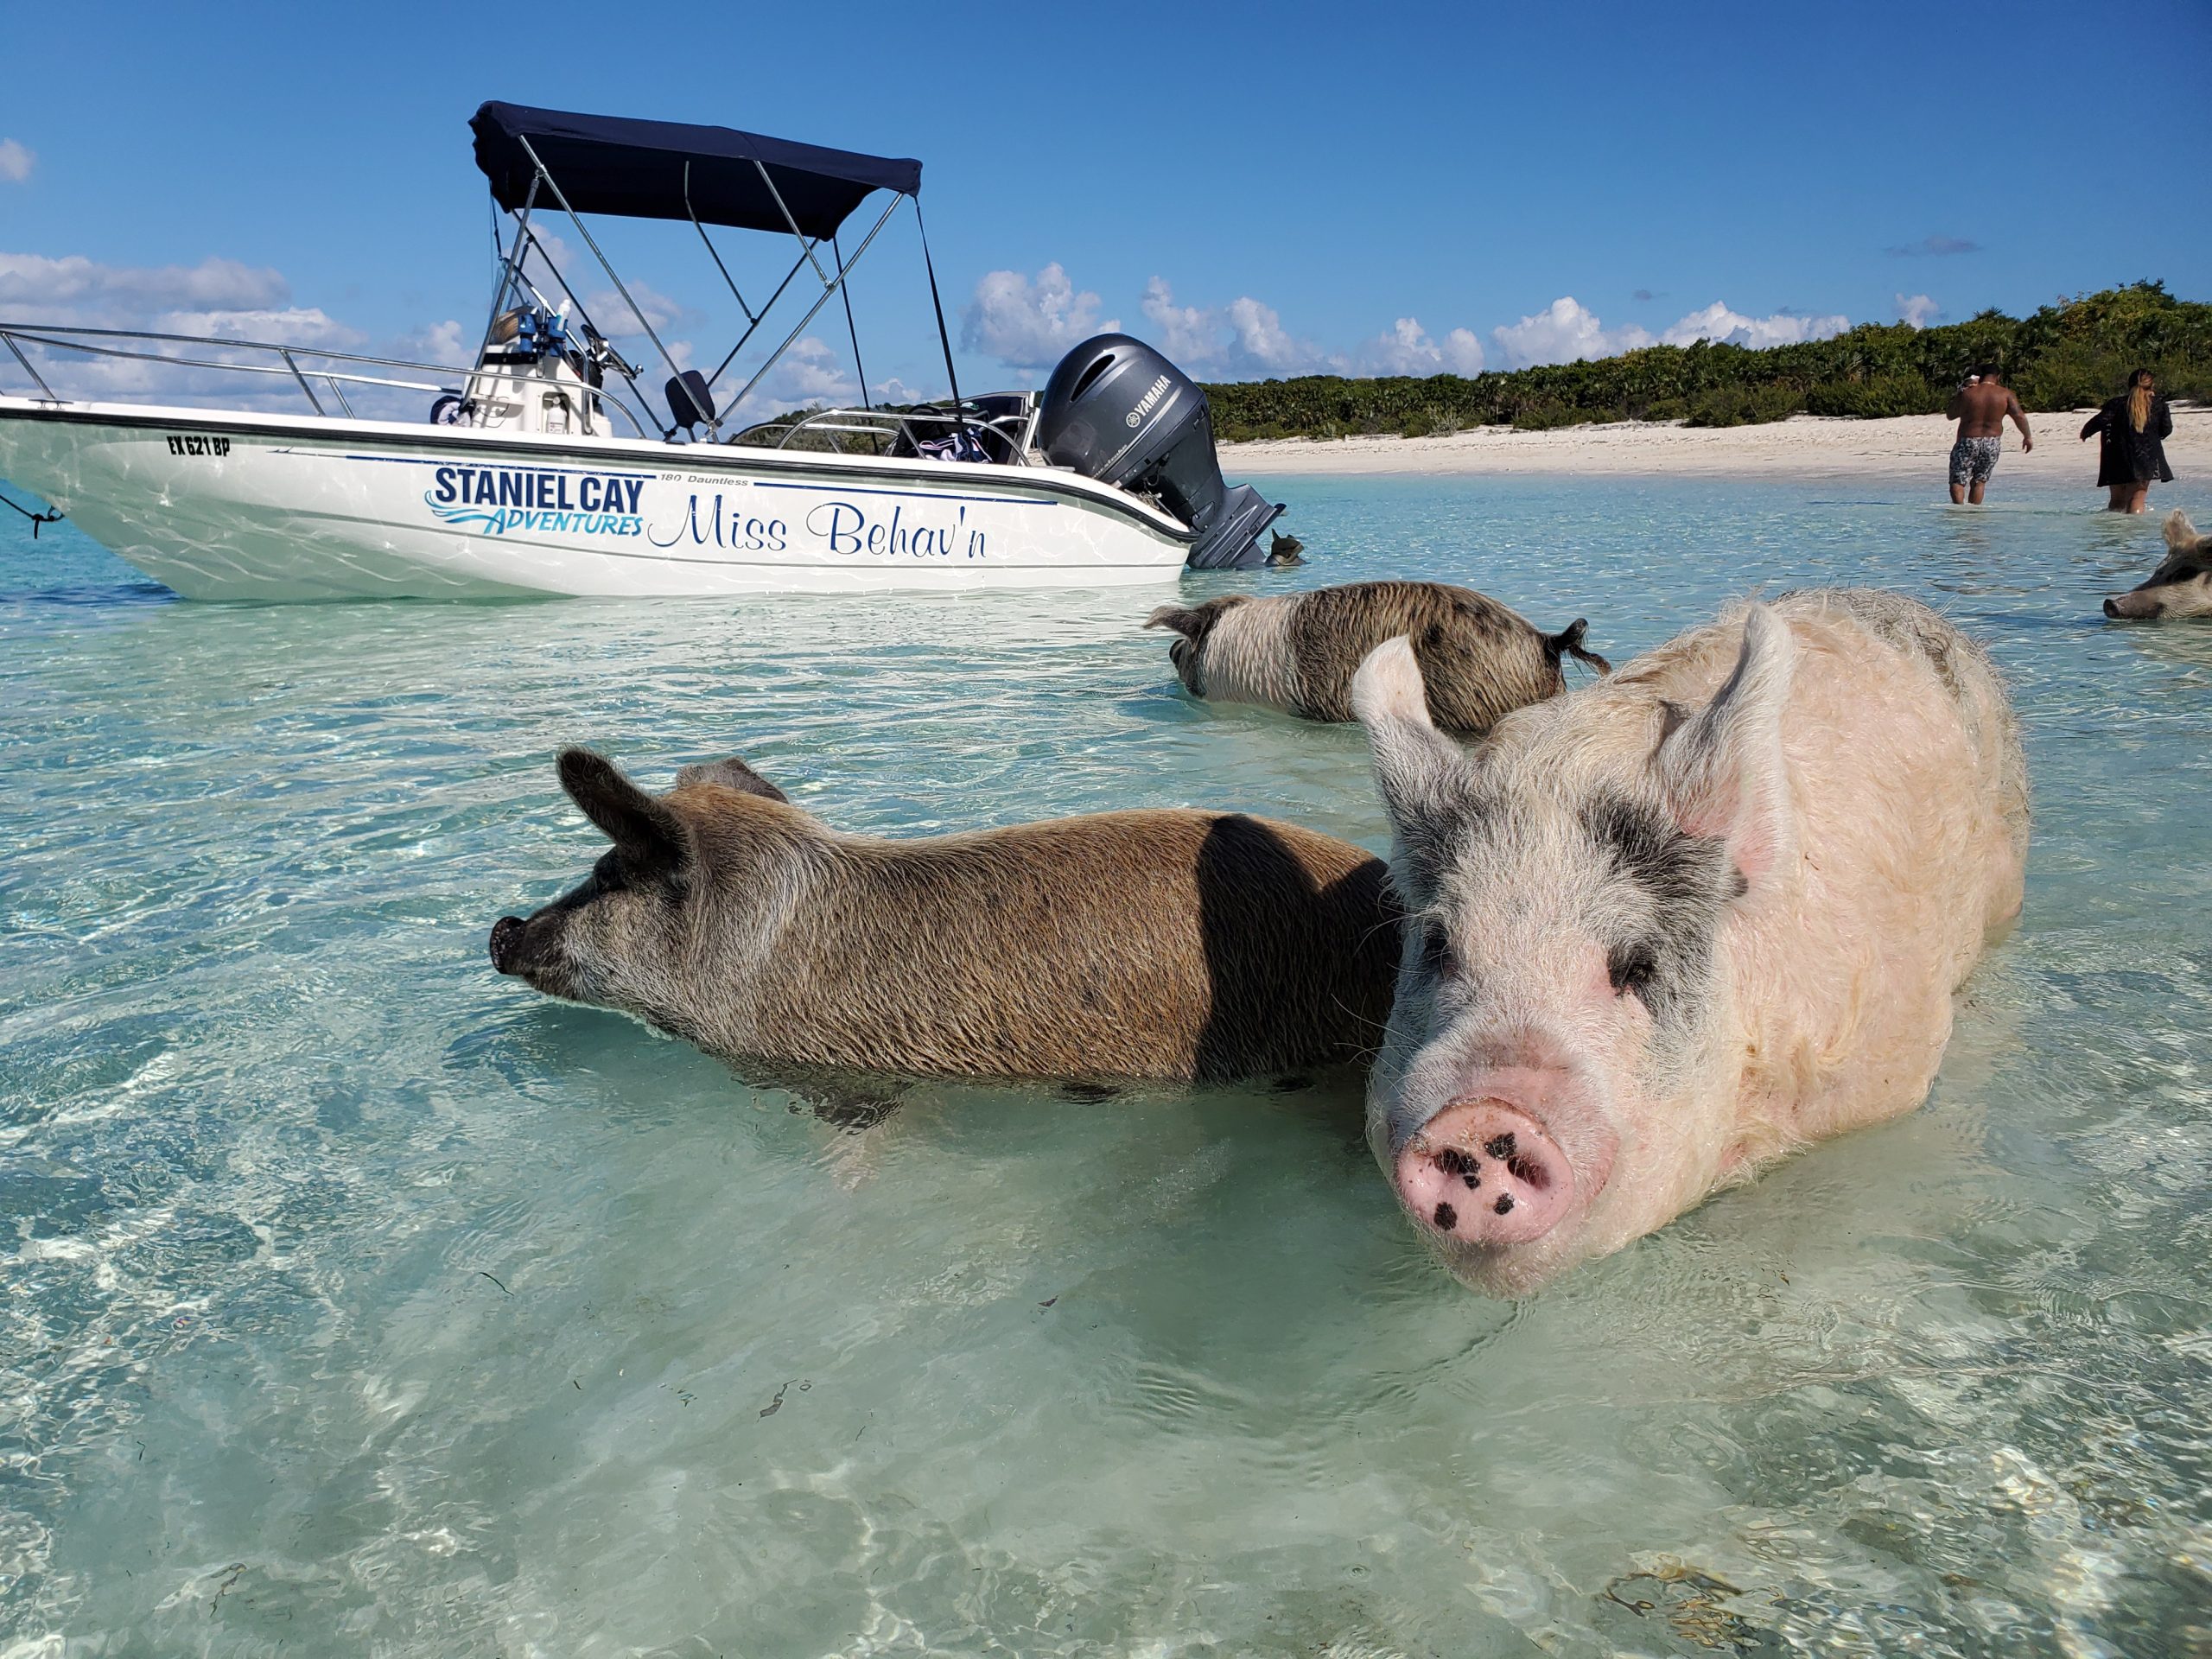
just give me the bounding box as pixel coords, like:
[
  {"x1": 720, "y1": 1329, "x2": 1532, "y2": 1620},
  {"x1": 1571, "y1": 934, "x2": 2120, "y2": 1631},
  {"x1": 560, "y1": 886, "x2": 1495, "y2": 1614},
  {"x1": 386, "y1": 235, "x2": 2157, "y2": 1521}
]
[{"x1": 0, "y1": 398, "x2": 1197, "y2": 599}]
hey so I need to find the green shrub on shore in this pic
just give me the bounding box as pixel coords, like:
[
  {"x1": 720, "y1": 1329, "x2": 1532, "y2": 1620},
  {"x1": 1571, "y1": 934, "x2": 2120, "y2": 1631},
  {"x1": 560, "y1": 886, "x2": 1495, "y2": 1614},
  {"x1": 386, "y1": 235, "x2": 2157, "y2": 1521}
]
[
  {"x1": 1206, "y1": 282, "x2": 2208, "y2": 442},
  {"x1": 1802, "y1": 372, "x2": 1941, "y2": 419},
  {"x1": 1510, "y1": 401, "x2": 1584, "y2": 431},
  {"x1": 1683, "y1": 385, "x2": 1805, "y2": 427}
]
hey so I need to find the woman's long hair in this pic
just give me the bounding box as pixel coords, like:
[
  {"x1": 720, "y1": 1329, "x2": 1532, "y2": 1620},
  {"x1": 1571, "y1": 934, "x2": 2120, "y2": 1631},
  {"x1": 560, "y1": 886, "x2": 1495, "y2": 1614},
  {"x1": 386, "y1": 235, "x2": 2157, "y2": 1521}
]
[{"x1": 2128, "y1": 367, "x2": 2155, "y2": 434}]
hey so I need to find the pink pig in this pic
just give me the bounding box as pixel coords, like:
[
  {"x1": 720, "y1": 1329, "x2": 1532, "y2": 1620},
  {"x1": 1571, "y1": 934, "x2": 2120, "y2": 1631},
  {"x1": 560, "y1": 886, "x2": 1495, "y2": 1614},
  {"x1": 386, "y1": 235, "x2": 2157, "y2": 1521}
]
[{"x1": 1351, "y1": 588, "x2": 2029, "y2": 1295}]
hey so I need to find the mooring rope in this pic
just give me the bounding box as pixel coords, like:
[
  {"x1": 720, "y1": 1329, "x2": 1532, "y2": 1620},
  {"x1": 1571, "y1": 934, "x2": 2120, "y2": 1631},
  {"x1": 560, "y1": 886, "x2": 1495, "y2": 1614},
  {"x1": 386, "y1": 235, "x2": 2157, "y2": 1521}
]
[{"x1": 0, "y1": 488, "x2": 64, "y2": 538}]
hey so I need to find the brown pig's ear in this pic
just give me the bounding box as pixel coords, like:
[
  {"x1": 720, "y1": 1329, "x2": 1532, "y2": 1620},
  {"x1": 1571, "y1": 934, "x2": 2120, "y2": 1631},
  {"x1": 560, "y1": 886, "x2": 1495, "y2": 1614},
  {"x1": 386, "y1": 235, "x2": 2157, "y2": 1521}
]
[
  {"x1": 1144, "y1": 605, "x2": 1205, "y2": 638},
  {"x1": 674, "y1": 755, "x2": 788, "y2": 803},
  {"x1": 556, "y1": 748, "x2": 690, "y2": 874}
]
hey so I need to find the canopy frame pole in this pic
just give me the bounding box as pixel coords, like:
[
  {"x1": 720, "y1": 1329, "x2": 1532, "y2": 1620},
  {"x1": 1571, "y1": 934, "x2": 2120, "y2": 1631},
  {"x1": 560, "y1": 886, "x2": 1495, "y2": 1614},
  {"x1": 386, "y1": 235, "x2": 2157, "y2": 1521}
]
[
  {"x1": 701, "y1": 247, "x2": 813, "y2": 397},
  {"x1": 474, "y1": 175, "x2": 538, "y2": 376},
  {"x1": 683, "y1": 161, "x2": 756, "y2": 326},
  {"x1": 834, "y1": 232, "x2": 870, "y2": 413},
  {"x1": 912, "y1": 197, "x2": 970, "y2": 452},
  {"x1": 723, "y1": 193, "x2": 901, "y2": 422},
  {"x1": 515, "y1": 132, "x2": 688, "y2": 435},
  {"x1": 750, "y1": 158, "x2": 834, "y2": 291}
]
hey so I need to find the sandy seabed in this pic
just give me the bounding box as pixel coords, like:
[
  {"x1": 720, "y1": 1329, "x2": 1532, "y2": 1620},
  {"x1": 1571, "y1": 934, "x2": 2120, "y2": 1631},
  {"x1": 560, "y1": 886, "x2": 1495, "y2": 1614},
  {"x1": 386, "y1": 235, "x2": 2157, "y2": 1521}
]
[{"x1": 1224, "y1": 405, "x2": 2212, "y2": 489}]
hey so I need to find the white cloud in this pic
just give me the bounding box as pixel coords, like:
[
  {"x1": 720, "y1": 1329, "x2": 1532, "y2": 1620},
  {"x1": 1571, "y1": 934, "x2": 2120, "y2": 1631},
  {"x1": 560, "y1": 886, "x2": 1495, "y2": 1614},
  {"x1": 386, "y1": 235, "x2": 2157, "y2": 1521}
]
[
  {"x1": 1128, "y1": 278, "x2": 1335, "y2": 376},
  {"x1": 0, "y1": 140, "x2": 32, "y2": 184},
  {"x1": 153, "y1": 307, "x2": 365, "y2": 349},
  {"x1": 962, "y1": 264, "x2": 1116, "y2": 372},
  {"x1": 1895, "y1": 292, "x2": 1942, "y2": 329},
  {"x1": 0, "y1": 251, "x2": 289, "y2": 325},
  {"x1": 0, "y1": 247, "x2": 480, "y2": 420},
  {"x1": 515, "y1": 231, "x2": 577, "y2": 299},
  {"x1": 515, "y1": 232, "x2": 648, "y2": 336},
  {"x1": 773, "y1": 337, "x2": 855, "y2": 402},
  {"x1": 1491, "y1": 296, "x2": 1655, "y2": 369},
  {"x1": 389, "y1": 319, "x2": 468, "y2": 365},
  {"x1": 1439, "y1": 327, "x2": 1486, "y2": 374},
  {"x1": 724, "y1": 336, "x2": 856, "y2": 419},
  {"x1": 1224, "y1": 296, "x2": 1319, "y2": 373},
  {"x1": 581, "y1": 277, "x2": 699, "y2": 339},
  {"x1": 1138, "y1": 276, "x2": 1220, "y2": 365},
  {"x1": 1659, "y1": 301, "x2": 1849, "y2": 349},
  {"x1": 995, "y1": 270, "x2": 1479, "y2": 383},
  {"x1": 873, "y1": 374, "x2": 937, "y2": 405},
  {"x1": 1491, "y1": 294, "x2": 1849, "y2": 367},
  {"x1": 1356, "y1": 315, "x2": 1485, "y2": 376},
  {"x1": 0, "y1": 251, "x2": 335, "y2": 410}
]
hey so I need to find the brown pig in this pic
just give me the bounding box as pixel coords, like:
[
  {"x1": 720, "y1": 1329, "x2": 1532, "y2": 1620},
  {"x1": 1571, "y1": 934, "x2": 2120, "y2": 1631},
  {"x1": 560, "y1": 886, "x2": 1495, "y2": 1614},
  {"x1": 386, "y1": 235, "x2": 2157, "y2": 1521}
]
[
  {"x1": 1350, "y1": 588, "x2": 2028, "y2": 1295},
  {"x1": 488, "y1": 750, "x2": 1399, "y2": 1085},
  {"x1": 2103, "y1": 510, "x2": 2212, "y2": 620},
  {"x1": 1146, "y1": 580, "x2": 1609, "y2": 735}
]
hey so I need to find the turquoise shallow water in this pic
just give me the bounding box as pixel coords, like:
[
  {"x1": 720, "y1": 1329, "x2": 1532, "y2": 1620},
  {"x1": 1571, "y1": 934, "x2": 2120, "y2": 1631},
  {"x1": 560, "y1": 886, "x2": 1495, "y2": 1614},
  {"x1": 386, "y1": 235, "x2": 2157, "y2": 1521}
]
[{"x1": 3, "y1": 471, "x2": 2209, "y2": 1656}]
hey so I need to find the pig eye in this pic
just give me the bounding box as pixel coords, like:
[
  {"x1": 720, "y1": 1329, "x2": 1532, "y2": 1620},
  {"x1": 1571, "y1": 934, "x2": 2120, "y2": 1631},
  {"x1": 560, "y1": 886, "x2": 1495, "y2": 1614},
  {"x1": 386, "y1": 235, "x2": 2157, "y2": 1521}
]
[
  {"x1": 1609, "y1": 944, "x2": 1658, "y2": 1001},
  {"x1": 1419, "y1": 919, "x2": 1460, "y2": 981}
]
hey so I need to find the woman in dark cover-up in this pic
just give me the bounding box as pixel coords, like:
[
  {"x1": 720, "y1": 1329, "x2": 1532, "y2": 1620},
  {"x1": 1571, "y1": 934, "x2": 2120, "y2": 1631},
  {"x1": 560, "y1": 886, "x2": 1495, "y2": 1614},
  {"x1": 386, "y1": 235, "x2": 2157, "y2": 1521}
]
[{"x1": 2081, "y1": 367, "x2": 2175, "y2": 513}]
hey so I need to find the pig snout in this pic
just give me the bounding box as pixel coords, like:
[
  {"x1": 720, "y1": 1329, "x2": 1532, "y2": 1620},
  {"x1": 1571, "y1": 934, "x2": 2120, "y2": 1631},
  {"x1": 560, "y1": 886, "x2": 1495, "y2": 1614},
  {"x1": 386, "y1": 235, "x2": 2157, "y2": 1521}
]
[
  {"x1": 488, "y1": 915, "x2": 525, "y2": 974},
  {"x1": 2104, "y1": 591, "x2": 2161, "y2": 620},
  {"x1": 1396, "y1": 1100, "x2": 1577, "y2": 1247}
]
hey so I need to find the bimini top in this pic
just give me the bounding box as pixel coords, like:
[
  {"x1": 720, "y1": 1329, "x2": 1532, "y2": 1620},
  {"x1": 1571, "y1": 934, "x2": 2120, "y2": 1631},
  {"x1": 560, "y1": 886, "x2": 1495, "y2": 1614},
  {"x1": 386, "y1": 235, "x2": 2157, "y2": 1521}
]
[{"x1": 469, "y1": 102, "x2": 923, "y2": 240}]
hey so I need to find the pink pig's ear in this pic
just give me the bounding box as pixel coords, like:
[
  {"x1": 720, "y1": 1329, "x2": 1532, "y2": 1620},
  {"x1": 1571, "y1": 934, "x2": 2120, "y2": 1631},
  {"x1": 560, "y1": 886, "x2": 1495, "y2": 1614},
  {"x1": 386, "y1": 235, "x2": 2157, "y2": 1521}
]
[
  {"x1": 1354, "y1": 637, "x2": 1479, "y2": 879},
  {"x1": 1655, "y1": 605, "x2": 1796, "y2": 893}
]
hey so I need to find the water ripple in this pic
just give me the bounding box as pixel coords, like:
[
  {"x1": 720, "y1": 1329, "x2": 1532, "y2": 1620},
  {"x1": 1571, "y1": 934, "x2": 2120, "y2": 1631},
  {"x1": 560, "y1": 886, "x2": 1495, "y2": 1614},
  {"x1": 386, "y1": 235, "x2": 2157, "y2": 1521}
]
[{"x1": 2, "y1": 476, "x2": 2208, "y2": 1654}]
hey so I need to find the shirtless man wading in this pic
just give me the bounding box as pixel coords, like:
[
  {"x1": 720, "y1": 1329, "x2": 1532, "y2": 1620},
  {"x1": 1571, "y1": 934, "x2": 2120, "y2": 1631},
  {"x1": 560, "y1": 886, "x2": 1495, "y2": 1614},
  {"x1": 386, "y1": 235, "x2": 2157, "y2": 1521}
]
[{"x1": 1946, "y1": 366, "x2": 2033, "y2": 505}]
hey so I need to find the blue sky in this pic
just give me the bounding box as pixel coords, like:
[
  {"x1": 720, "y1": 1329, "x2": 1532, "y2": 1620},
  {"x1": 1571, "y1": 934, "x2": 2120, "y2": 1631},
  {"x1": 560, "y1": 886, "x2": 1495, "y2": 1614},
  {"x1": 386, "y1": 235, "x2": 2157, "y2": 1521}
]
[{"x1": 3, "y1": 0, "x2": 2208, "y2": 413}]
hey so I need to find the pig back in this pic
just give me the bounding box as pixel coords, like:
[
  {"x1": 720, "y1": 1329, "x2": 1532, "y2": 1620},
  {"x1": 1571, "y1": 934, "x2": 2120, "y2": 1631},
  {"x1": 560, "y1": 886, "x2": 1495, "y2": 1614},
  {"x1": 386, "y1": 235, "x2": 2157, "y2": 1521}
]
[
  {"x1": 1285, "y1": 581, "x2": 1559, "y2": 732},
  {"x1": 1631, "y1": 588, "x2": 2026, "y2": 1144},
  {"x1": 741, "y1": 810, "x2": 1401, "y2": 1084},
  {"x1": 1786, "y1": 587, "x2": 2030, "y2": 891}
]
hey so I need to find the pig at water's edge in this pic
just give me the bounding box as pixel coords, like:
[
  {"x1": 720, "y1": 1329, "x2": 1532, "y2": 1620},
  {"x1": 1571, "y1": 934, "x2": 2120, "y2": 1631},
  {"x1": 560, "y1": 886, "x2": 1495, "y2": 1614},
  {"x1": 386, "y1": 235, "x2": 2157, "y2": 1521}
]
[
  {"x1": 2102, "y1": 511, "x2": 2212, "y2": 620},
  {"x1": 1351, "y1": 588, "x2": 2028, "y2": 1295},
  {"x1": 488, "y1": 751, "x2": 1400, "y2": 1085},
  {"x1": 1146, "y1": 580, "x2": 1610, "y2": 735}
]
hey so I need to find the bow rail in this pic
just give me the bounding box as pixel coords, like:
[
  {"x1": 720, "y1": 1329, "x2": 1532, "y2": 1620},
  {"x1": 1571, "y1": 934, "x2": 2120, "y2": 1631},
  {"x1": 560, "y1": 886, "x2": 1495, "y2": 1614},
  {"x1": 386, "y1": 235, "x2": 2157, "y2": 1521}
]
[{"x1": 0, "y1": 321, "x2": 656, "y2": 438}]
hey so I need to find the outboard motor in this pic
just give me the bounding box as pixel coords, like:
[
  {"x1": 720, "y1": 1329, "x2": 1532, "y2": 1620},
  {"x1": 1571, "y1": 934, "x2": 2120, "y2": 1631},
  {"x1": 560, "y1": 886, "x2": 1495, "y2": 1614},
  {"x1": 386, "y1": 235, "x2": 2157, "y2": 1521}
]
[{"x1": 1037, "y1": 334, "x2": 1283, "y2": 569}]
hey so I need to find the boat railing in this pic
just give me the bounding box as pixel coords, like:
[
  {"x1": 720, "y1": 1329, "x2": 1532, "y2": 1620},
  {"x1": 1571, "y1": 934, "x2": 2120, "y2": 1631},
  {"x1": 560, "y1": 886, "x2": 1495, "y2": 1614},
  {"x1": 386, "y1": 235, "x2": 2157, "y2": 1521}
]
[
  {"x1": 0, "y1": 321, "x2": 658, "y2": 439},
  {"x1": 747, "y1": 403, "x2": 1040, "y2": 464}
]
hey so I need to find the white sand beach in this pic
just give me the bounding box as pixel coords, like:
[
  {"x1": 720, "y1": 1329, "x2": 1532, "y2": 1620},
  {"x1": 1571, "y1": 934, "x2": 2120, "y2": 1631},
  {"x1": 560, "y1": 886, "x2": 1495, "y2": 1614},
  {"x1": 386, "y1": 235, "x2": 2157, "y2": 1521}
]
[{"x1": 1224, "y1": 405, "x2": 2212, "y2": 485}]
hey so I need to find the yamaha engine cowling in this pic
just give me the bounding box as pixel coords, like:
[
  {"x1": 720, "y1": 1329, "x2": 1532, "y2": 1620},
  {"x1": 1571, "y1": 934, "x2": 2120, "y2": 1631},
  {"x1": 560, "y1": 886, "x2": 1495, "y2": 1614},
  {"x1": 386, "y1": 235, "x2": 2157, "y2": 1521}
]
[{"x1": 1037, "y1": 334, "x2": 1283, "y2": 569}]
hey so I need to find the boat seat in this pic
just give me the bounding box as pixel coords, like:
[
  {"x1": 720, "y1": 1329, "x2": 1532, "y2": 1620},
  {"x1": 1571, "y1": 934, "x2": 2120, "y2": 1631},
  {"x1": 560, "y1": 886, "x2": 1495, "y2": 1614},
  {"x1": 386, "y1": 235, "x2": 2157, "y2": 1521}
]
[{"x1": 666, "y1": 370, "x2": 716, "y2": 435}]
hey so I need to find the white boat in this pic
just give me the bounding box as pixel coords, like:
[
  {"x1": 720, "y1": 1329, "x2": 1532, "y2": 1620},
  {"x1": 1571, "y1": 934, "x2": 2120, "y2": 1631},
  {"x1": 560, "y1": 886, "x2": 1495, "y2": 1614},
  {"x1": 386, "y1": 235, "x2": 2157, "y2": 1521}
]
[{"x1": 0, "y1": 103, "x2": 1286, "y2": 601}]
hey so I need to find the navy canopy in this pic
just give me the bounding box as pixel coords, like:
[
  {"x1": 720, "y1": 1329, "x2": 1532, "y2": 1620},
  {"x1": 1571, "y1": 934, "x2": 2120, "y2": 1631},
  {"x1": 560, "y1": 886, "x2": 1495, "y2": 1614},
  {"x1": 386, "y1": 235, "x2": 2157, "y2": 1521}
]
[{"x1": 469, "y1": 102, "x2": 922, "y2": 240}]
